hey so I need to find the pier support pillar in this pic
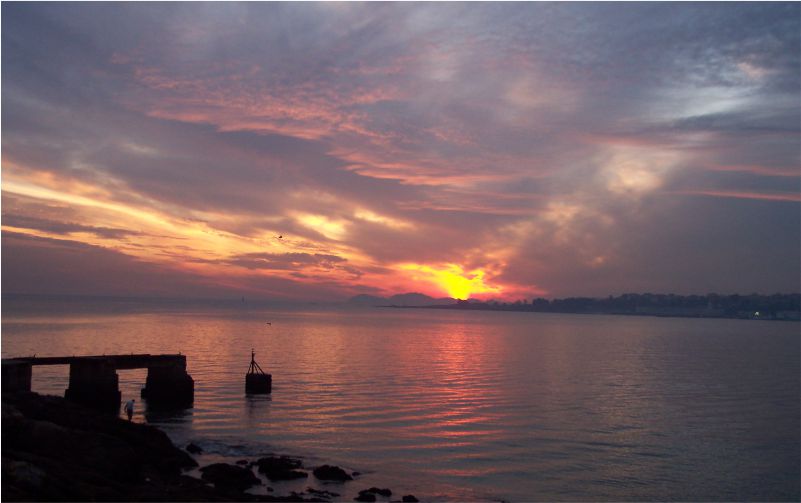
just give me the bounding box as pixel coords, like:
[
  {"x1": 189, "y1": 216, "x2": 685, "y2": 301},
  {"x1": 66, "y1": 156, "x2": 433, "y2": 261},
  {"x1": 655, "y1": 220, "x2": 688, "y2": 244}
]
[
  {"x1": 141, "y1": 361, "x2": 194, "y2": 407},
  {"x1": 2, "y1": 361, "x2": 32, "y2": 393},
  {"x1": 65, "y1": 359, "x2": 121, "y2": 411}
]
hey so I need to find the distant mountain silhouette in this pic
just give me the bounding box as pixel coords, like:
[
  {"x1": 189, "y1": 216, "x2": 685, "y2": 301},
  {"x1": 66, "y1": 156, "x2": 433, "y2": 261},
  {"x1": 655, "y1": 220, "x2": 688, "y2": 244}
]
[{"x1": 348, "y1": 292, "x2": 453, "y2": 306}]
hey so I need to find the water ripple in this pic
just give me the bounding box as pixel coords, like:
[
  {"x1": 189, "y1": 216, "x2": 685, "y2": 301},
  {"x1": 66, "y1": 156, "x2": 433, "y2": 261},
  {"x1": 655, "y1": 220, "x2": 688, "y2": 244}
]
[{"x1": 3, "y1": 305, "x2": 799, "y2": 501}]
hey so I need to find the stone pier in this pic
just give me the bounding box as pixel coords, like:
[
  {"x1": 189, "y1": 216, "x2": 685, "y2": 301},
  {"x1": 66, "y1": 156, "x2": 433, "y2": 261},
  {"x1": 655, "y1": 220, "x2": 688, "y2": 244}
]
[
  {"x1": 65, "y1": 358, "x2": 121, "y2": 410},
  {"x1": 2, "y1": 360, "x2": 32, "y2": 393},
  {"x1": 1, "y1": 354, "x2": 194, "y2": 411},
  {"x1": 141, "y1": 361, "x2": 194, "y2": 407}
]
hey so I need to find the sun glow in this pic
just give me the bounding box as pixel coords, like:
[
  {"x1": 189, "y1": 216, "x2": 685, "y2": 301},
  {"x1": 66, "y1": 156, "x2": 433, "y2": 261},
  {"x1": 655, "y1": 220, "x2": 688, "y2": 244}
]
[
  {"x1": 398, "y1": 263, "x2": 502, "y2": 300},
  {"x1": 294, "y1": 213, "x2": 348, "y2": 241},
  {"x1": 354, "y1": 209, "x2": 413, "y2": 230}
]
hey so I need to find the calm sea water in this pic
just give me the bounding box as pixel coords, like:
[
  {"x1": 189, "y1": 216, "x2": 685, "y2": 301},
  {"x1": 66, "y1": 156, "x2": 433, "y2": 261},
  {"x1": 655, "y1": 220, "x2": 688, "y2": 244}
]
[{"x1": 2, "y1": 297, "x2": 799, "y2": 501}]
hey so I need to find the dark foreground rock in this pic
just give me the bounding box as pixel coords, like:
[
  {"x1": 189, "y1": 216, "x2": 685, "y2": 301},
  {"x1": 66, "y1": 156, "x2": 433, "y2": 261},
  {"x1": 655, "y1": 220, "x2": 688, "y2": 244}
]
[
  {"x1": 312, "y1": 464, "x2": 353, "y2": 481},
  {"x1": 186, "y1": 442, "x2": 203, "y2": 454},
  {"x1": 354, "y1": 493, "x2": 376, "y2": 502},
  {"x1": 402, "y1": 495, "x2": 419, "y2": 502},
  {"x1": 1, "y1": 392, "x2": 318, "y2": 501},
  {"x1": 364, "y1": 487, "x2": 391, "y2": 497},
  {"x1": 306, "y1": 487, "x2": 340, "y2": 498},
  {"x1": 256, "y1": 455, "x2": 308, "y2": 480},
  {"x1": 2, "y1": 391, "x2": 205, "y2": 501},
  {"x1": 354, "y1": 487, "x2": 395, "y2": 501},
  {"x1": 287, "y1": 491, "x2": 326, "y2": 502},
  {"x1": 200, "y1": 463, "x2": 261, "y2": 491}
]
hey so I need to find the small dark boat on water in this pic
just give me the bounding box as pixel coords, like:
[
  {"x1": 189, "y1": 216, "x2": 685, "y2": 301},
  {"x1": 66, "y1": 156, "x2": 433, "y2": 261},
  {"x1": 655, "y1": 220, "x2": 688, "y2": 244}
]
[{"x1": 246, "y1": 349, "x2": 272, "y2": 394}]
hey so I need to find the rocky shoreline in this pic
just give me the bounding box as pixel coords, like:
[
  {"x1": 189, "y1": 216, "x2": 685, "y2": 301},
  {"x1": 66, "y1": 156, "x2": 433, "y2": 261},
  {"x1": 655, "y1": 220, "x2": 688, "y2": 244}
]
[{"x1": 2, "y1": 392, "x2": 418, "y2": 502}]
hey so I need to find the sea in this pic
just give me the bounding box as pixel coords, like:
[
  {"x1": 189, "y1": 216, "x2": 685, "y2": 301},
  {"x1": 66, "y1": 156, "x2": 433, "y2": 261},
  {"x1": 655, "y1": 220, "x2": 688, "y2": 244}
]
[{"x1": 2, "y1": 295, "x2": 799, "y2": 501}]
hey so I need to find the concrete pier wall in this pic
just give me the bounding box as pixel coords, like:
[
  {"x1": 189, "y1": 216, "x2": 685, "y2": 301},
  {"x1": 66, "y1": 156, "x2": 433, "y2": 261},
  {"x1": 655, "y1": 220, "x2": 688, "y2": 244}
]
[
  {"x1": 65, "y1": 359, "x2": 121, "y2": 411},
  {"x1": 2, "y1": 354, "x2": 194, "y2": 410},
  {"x1": 141, "y1": 363, "x2": 194, "y2": 407},
  {"x1": 2, "y1": 361, "x2": 32, "y2": 393}
]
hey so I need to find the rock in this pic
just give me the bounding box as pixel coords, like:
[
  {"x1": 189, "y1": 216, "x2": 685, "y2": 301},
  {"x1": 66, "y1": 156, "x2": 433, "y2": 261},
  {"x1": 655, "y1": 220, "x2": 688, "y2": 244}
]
[
  {"x1": 270, "y1": 469, "x2": 308, "y2": 481},
  {"x1": 256, "y1": 455, "x2": 308, "y2": 480},
  {"x1": 360, "y1": 487, "x2": 391, "y2": 497},
  {"x1": 256, "y1": 455, "x2": 302, "y2": 470},
  {"x1": 312, "y1": 464, "x2": 353, "y2": 481},
  {"x1": 306, "y1": 487, "x2": 341, "y2": 498},
  {"x1": 236, "y1": 459, "x2": 249, "y2": 465},
  {"x1": 352, "y1": 471, "x2": 361, "y2": 477},
  {"x1": 2, "y1": 391, "x2": 366, "y2": 502},
  {"x1": 3, "y1": 460, "x2": 46, "y2": 489},
  {"x1": 186, "y1": 443, "x2": 203, "y2": 454},
  {"x1": 4, "y1": 392, "x2": 199, "y2": 480},
  {"x1": 354, "y1": 487, "x2": 392, "y2": 501},
  {"x1": 199, "y1": 463, "x2": 261, "y2": 491},
  {"x1": 1, "y1": 392, "x2": 224, "y2": 502},
  {"x1": 402, "y1": 496, "x2": 419, "y2": 502},
  {"x1": 282, "y1": 492, "x2": 327, "y2": 502},
  {"x1": 2, "y1": 403, "x2": 24, "y2": 421}
]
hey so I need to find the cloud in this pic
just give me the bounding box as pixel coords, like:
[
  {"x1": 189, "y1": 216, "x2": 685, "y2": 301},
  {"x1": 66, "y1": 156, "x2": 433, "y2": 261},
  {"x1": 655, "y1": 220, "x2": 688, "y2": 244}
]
[
  {"x1": 2, "y1": 213, "x2": 141, "y2": 240},
  {"x1": 2, "y1": 3, "x2": 799, "y2": 300},
  {"x1": 224, "y1": 252, "x2": 357, "y2": 275},
  {"x1": 2, "y1": 232, "x2": 225, "y2": 298}
]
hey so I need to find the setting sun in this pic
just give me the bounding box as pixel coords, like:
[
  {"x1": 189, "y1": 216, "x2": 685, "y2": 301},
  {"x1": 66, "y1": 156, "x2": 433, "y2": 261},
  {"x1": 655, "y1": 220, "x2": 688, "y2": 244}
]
[{"x1": 398, "y1": 263, "x2": 502, "y2": 300}]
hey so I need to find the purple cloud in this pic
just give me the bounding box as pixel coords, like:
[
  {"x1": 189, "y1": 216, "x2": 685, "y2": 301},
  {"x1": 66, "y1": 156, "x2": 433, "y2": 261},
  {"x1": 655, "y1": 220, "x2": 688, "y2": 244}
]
[{"x1": 2, "y1": 3, "x2": 799, "y2": 300}]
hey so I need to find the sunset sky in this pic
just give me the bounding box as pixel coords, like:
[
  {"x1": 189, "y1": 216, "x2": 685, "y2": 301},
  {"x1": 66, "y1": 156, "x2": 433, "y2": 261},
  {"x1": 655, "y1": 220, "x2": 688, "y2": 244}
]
[{"x1": 2, "y1": 3, "x2": 799, "y2": 301}]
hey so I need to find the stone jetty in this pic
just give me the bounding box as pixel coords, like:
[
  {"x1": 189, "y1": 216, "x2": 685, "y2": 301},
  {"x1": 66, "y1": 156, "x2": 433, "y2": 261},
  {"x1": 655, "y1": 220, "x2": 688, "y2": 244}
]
[{"x1": 2, "y1": 354, "x2": 194, "y2": 410}]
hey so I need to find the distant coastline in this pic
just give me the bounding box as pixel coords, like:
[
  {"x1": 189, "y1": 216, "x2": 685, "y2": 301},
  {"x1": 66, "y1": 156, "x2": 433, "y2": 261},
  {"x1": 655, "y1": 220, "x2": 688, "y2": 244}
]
[
  {"x1": 3, "y1": 292, "x2": 799, "y2": 322},
  {"x1": 359, "y1": 292, "x2": 801, "y2": 322}
]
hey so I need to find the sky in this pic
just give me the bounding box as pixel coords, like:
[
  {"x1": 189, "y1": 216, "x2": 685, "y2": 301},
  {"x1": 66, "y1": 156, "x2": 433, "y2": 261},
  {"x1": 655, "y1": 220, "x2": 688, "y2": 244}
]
[{"x1": 2, "y1": 2, "x2": 799, "y2": 302}]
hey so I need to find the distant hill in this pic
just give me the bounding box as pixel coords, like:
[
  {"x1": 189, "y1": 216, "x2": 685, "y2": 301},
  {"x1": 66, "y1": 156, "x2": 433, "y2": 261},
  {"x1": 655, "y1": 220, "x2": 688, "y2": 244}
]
[{"x1": 348, "y1": 292, "x2": 454, "y2": 306}]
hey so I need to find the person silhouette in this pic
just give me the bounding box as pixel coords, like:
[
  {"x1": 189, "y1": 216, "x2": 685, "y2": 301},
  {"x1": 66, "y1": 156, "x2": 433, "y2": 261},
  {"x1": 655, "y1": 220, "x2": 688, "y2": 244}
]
[{"x1": 124, "y1": 399, "x2": 135, "y2": 421}]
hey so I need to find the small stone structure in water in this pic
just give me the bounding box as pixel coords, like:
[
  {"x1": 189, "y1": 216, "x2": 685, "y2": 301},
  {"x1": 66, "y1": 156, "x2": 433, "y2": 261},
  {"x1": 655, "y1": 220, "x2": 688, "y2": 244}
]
[{"x1": 245, "y1": 349, "x2": 272, "y2": 394}]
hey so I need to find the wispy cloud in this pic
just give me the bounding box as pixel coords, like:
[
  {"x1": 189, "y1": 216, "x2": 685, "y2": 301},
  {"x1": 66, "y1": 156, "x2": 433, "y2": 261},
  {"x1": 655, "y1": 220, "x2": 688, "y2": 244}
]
[{"x1": 2, "y1": 3, "x2": 799, "y2": 299}]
